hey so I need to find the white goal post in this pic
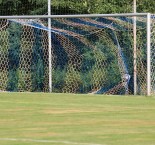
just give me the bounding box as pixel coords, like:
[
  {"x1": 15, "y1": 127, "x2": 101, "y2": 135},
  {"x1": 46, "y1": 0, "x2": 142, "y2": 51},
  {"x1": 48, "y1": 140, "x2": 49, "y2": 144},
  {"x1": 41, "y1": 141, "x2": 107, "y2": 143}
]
[{"x1": 0, "y1": 13, "x2": 153, "y2": 95}]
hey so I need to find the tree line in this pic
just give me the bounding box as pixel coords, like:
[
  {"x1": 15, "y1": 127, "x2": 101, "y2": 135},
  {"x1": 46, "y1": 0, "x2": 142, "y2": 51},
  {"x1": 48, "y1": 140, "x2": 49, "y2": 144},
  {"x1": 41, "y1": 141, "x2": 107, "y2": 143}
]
[{"x1": 0, "y1": 0, "x2": 155, "y2": 15}]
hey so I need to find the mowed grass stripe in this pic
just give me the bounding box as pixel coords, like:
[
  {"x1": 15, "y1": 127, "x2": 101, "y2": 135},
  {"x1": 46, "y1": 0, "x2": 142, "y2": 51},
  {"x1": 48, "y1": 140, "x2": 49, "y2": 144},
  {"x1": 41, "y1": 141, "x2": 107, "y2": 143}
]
[
  {"x1": 0, "y1": 138, "x2": 104, "y2": 145},
  {"x1": 0, "y1": 93, "x2": 155, "y2": 145}
]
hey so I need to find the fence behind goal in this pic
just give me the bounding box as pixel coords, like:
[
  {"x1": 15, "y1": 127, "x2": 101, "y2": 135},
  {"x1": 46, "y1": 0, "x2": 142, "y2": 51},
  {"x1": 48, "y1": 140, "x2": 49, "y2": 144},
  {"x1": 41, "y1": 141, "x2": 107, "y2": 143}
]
[{"x1": 0, "y1": 14, "x2": 154, "y2": 95}]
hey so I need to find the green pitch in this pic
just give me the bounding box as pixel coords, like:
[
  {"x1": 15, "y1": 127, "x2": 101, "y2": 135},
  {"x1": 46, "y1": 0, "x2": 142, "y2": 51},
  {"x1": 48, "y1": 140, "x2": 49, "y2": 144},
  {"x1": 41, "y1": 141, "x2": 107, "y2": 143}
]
[{"x1": 0, "y1": 93, "x2": 155, "y2": 145}]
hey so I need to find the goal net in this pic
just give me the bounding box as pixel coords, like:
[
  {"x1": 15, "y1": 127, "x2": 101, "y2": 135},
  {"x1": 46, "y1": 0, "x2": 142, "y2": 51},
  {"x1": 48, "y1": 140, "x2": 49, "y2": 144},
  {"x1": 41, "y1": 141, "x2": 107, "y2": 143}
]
[{"x1": 0, "y1": 15, "x2": 154, "y2": 95}]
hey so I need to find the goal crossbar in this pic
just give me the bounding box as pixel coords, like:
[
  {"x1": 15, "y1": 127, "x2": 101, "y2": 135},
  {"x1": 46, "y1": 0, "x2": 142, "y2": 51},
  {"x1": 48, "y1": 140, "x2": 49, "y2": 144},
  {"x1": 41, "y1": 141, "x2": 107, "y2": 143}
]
[{"x1": 0, "y1": 13, "x2": 149, "y2": 19}]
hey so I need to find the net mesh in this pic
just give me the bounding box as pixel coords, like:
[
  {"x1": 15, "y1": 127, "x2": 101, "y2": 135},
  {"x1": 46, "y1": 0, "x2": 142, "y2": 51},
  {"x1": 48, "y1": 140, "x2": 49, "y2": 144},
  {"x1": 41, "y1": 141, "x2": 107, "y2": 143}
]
[
  {"x1": 0, "y1": 16, "x2": 151, "y2": 94},
  {"x1": 151, "y1": 15, "x2": 155, "y2": 95}
]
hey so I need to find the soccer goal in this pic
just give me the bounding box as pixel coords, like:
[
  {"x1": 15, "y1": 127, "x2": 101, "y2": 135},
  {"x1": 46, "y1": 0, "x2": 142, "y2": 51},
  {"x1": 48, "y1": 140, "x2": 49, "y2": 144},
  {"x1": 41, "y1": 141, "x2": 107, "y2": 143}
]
[{"x1": 0, "y1": 13, "x2": 154, "y2": 95}]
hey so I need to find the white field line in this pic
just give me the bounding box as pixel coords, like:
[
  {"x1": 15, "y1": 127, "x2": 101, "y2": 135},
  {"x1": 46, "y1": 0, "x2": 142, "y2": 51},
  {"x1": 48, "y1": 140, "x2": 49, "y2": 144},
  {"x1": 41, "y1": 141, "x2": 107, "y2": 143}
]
[{"x1": 0, "y1": 138, "x2": 105, "y2": 145}]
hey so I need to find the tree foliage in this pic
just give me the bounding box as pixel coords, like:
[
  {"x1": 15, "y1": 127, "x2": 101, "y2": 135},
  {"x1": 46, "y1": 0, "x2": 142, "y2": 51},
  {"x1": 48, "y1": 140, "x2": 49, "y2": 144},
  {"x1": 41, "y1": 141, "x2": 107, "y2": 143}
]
[
  {"x1": 7, "y1": 23, "x2": 22, "y2": 91},
  {"x1": 1, "y1": 0, "x2": 155, "y2": 15}
]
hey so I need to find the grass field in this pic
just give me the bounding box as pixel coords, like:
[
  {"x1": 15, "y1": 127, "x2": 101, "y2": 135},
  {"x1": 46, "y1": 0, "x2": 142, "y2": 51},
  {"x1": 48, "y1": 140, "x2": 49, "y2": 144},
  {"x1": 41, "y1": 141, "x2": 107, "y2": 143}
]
[{"x1": 0, "y1": 93, "x2": 155, "y2": 145}]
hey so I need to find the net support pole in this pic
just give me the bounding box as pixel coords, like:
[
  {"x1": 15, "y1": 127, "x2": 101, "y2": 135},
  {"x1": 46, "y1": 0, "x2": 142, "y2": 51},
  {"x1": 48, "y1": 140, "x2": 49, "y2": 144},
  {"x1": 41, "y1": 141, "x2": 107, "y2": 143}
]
[
  {"x1": 147, "y1": 13, "x2": 151, "y2": 96},
  {"x1": 48, "y1": 0, "x2": 52, "y2": 93},
  {"x1": 133, "y1": 0, "x2": 137, "y2": 95}
]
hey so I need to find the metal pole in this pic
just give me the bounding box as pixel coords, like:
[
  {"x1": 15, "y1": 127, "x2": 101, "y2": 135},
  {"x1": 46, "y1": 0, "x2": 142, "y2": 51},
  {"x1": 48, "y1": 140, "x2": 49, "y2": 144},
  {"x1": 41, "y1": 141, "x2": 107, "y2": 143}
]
[
  {"x1": 147, "y1": 13, "x2": 151, "y2": 96},
  {"x1": 48, "y1": 0, "x2": 52, "y2": 93},
  {"x1": 133, "y1": 0, "x2": 137, "y2": 95}
]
